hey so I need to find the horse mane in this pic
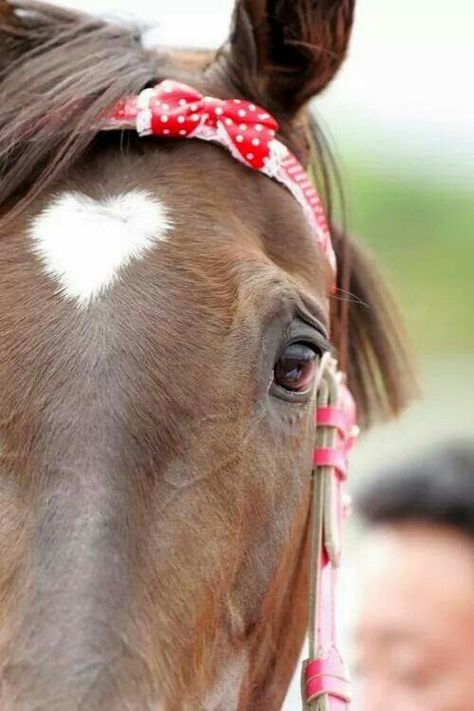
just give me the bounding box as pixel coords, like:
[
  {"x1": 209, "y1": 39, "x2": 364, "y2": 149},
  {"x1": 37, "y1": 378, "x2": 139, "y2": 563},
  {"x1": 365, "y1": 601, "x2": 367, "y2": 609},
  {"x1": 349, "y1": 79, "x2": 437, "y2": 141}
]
[
  {"x1": 306, "y1": 120, "x2": 417, "y2": 428},
  {"x1": 0, "y1": 0, "x2": 157, "y2": 216}
]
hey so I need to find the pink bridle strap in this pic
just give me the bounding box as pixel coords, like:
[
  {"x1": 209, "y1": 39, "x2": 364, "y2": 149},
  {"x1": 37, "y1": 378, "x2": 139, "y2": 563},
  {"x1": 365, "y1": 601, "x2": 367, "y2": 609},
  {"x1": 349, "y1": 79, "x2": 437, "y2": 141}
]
[
  {"x1": 103, "y1": 80, "x2": 336, "y2": 272},
  {"x1": 305, "y1": 651, "x2": 352, "y2": 704},
  {"x1": 304, "y1": 366, "x2": 357, "y2": 710},
  {"x1": 312, "y1": 398, "x2": 359, "y2": 482},
  {"x1": 313, "y1": 448, "x2": 348, "y2": 481}
]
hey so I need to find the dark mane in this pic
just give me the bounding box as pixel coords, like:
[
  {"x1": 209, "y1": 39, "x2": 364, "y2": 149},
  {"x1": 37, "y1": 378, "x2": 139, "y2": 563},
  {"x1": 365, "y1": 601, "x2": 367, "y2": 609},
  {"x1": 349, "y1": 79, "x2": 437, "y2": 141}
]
[
  {"x1": 0, "y1": 1, "x2": 158, "y2": 215},
  {"x1": 0, "y1": 0, "x2": 416, "y2": 427},
  {"x1": 331, "y1": 227, "x2": 416, "y2": 427},
  {"x1": 307, "y1": 120, "x2": 417, "y2": 427}
]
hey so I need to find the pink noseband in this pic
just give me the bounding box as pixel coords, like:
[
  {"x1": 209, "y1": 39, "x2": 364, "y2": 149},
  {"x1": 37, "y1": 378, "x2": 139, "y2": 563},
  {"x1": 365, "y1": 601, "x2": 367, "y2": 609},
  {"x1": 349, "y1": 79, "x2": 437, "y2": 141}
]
[{"x1": 103, "y1": 80, "x2": 357, "y2": 710}]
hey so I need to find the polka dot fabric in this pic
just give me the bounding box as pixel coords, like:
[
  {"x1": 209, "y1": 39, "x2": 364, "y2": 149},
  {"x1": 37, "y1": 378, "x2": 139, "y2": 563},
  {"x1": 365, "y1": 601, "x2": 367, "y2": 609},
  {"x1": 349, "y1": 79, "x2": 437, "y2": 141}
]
[{"x1": 105, "y1": 80, "x2": 336, "y2": 274}]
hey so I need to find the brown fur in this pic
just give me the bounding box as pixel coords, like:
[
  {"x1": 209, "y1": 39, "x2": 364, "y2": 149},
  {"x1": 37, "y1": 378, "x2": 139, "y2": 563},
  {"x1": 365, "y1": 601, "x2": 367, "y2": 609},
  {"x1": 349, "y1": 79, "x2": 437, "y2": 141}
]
[{"x1": 0, "y1": 1, "x2": 416, "y2": 709}]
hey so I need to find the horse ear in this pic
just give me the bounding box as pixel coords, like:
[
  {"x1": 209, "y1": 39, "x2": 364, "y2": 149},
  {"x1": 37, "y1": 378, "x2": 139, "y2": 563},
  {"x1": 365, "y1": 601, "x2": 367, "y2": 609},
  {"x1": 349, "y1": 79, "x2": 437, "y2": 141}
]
[{"x1": 226, "y1": 0, "x2": 355, "y2": 116}]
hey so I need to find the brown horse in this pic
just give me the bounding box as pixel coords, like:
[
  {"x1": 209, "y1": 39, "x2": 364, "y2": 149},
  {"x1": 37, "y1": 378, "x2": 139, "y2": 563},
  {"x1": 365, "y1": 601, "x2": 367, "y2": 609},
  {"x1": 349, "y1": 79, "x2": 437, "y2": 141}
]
[{"x1": 0, "y1": 1, "x2": 414, "y2": 709}]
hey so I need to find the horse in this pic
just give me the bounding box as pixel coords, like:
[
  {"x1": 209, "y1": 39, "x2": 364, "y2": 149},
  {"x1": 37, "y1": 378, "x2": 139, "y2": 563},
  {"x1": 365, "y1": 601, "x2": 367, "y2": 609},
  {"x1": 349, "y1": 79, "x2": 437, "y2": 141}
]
[{"x1": 0, "y1": 1, "x2": 415, "y2": 709}]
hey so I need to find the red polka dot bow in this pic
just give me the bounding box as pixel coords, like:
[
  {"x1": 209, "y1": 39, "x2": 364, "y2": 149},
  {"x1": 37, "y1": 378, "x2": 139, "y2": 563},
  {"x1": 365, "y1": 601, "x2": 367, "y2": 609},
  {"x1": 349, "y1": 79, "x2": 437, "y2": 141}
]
[
  {"x1": 104, "y1": 80, "x2": 336, "y2": 273},
  {"x1": 107, "y1": 80, "x2": 278, "y2": 171}
]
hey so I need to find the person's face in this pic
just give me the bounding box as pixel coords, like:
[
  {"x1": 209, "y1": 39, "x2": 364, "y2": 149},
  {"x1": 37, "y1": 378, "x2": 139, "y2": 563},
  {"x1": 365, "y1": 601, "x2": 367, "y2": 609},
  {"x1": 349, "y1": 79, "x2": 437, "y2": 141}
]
[{"x1": 355, "y1": 522, "x2": 474, "y2": 711}]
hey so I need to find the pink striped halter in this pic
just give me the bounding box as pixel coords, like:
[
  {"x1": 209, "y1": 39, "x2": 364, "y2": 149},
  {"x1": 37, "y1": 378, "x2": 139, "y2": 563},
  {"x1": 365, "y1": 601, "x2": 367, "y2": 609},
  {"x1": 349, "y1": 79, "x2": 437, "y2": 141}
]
[{"x1": 103, "y1": 80, "x2": 358, "y2": 710}]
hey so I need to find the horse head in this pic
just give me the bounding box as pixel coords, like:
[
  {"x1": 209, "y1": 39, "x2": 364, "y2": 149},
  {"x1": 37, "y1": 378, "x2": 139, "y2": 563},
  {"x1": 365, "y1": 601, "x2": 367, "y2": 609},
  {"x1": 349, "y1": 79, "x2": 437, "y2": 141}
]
[{"x1": 0, "y1": 1, "x2": 414, "y2": 708}]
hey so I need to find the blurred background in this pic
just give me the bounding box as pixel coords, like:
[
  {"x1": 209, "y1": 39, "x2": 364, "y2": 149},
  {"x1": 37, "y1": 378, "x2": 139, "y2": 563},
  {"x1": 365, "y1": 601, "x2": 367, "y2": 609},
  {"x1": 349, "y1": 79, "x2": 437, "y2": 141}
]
[{"x1": 52, "y1": 0, "x2": 474, "y2": 706}]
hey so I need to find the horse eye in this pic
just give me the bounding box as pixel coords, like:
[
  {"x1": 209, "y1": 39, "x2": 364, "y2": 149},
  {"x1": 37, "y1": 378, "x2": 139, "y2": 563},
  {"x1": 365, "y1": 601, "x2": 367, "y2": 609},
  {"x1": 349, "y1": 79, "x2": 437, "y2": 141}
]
[{"x1": 273, "y1": 342, "x2": 320, "y2": 394}]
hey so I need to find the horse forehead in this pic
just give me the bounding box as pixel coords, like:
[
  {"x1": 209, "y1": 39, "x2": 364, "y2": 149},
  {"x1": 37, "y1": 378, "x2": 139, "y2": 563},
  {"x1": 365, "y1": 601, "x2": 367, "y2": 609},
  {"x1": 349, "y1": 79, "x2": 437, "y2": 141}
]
[
  {"x1": 29, "y1": 189, "x2": 174, "y2": 307},
  {"x1": 25, "y1": 141, "x2": 327, "y2": 317}
]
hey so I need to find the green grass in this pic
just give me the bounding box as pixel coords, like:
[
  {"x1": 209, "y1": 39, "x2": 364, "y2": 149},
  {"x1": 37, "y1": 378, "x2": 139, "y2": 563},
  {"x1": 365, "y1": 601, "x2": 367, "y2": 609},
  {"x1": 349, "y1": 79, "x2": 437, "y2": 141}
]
[{"x1": 341, "y1": 160, "x2": 474, "y2": 355}]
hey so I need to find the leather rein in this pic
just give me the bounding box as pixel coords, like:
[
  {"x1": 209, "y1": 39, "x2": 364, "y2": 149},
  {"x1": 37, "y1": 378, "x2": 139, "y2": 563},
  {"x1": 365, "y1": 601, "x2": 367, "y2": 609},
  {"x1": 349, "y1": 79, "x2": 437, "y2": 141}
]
[{"x1": 103, "y1": 80, "x2": 358, "y2": 709}]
